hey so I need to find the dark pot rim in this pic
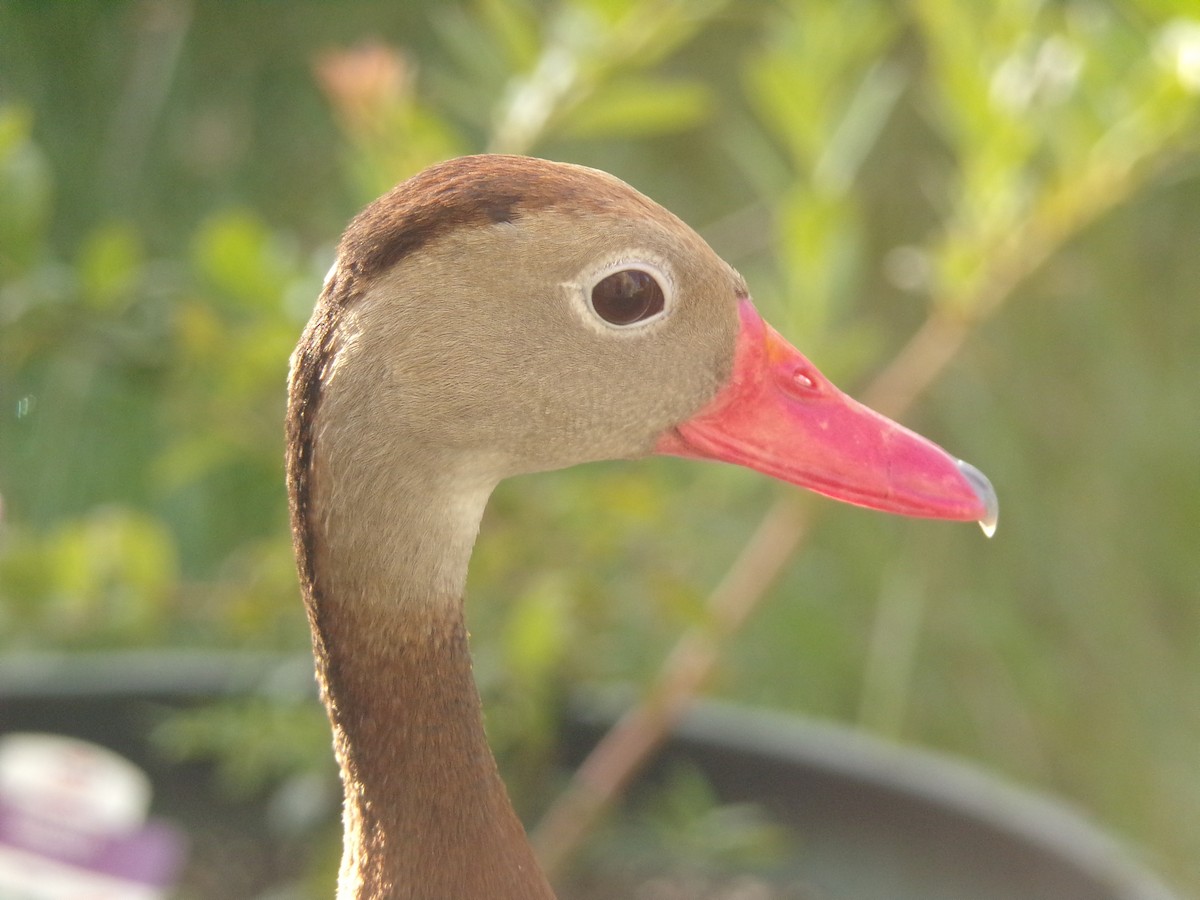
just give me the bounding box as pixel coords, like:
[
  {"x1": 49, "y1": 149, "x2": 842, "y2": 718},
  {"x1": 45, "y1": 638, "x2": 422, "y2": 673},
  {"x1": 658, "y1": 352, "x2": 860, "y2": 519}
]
[{"x1": 0, "y1": 651, "x2": 1182, "y2": 900}]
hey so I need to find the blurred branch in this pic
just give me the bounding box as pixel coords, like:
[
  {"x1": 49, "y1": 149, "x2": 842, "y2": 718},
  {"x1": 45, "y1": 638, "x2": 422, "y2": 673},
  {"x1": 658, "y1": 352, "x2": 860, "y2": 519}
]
[
  {"x1": 99, "y1": 0, "x2": 192, "y2": 214},
  {"x1": 487, "y1": 0, "x2": 728, "y2": 154},
  {"x1": 532, "y1": 496, "x2": 814, "y2": 875}
]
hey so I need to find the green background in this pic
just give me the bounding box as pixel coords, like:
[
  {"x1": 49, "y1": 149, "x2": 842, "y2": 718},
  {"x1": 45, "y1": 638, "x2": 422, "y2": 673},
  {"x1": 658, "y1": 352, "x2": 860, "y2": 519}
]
[{"x1": 2, "y1": 0, "x2": 1198, "y2": 895}]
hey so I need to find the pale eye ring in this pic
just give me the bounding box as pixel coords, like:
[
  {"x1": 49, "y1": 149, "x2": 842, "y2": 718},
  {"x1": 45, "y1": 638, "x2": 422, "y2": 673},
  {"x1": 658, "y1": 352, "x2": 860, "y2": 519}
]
[{"x1": 588, "y1": 267, "x2": 667, "y2": 327}]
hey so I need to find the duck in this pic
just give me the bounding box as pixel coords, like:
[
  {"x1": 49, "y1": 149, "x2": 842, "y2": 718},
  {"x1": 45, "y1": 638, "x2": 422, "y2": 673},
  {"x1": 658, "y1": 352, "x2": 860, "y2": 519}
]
[{"x1": 284, "y1": 154, "x2": 997, "y2": 900}]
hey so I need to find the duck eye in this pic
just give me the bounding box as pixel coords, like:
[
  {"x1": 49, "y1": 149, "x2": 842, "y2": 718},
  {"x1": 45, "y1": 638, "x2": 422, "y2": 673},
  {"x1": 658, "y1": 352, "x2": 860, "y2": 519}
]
[{"x1": 590, "y1": 269, "x2": 665, "y2": 326}]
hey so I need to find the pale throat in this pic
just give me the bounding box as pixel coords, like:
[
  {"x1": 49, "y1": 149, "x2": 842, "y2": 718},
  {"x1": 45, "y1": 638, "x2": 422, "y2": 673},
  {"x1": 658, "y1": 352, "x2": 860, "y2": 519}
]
[{"x1": 313, "y1": 456, "x2": 498, "y2": 613}]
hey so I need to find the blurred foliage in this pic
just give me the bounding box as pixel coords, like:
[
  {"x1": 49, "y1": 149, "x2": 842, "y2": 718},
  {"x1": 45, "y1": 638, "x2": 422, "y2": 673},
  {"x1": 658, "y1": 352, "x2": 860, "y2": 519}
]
[
  {"x1": 562, "y1": 764, "x2": 802, "y2": 899},
  {"x1": 1, "y1": 0, "x2": 1199, "y2": 896}
]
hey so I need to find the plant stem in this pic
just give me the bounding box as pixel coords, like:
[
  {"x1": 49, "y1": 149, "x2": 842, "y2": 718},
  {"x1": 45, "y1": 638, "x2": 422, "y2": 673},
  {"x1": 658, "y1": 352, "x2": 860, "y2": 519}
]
[{"x1": 531, "y1": 495, "x2": 812, "y2": 875}]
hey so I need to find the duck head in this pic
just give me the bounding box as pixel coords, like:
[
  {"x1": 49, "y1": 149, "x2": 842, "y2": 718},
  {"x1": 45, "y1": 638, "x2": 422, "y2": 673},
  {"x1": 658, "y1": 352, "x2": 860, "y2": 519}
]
[{"x1": 306, "y1": 154, "x2": 996, "y2": 531}]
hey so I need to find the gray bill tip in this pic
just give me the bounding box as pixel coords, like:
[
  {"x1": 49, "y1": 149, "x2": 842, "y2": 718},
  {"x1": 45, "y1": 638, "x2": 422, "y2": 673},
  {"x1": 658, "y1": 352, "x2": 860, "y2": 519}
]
[{"x1": 956, "y1": 458, "x2": 999, "y2": 538}]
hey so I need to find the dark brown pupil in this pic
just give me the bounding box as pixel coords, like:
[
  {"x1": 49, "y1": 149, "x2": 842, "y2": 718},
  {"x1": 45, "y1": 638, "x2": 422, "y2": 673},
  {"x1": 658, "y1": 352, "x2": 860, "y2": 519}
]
[{"x1": 590, "y1": 269, "x2": 665, "y2": 325}]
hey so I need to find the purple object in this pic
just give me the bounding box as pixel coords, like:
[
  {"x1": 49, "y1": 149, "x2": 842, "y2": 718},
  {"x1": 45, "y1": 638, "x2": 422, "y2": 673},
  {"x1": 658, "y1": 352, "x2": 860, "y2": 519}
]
[
  {"x1": 0, "y1": 801, "x2": 185, "y2": 885},
  {"x1": 0, "y1": 734, "x2": 186, "y2": 897}
]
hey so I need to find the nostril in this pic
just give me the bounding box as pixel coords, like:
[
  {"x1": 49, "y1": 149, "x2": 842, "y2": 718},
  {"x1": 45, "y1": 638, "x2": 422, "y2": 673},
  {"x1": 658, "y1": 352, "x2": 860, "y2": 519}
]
[{"x1": 790, "y1": 367, "x2": 818, "y2": 392}]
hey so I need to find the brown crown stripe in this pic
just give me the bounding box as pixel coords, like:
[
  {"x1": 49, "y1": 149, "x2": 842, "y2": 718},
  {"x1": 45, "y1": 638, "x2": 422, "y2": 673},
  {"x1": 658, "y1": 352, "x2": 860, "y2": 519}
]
[{"x1": 337, "y1": 154, "x2": 667, "y2": 283}]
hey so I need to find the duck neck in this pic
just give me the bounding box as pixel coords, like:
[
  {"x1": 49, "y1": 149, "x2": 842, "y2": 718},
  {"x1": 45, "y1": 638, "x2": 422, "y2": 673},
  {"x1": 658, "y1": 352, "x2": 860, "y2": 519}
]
[{"x1": 304, "y1": 468, "x2": 555, "y2": 899}]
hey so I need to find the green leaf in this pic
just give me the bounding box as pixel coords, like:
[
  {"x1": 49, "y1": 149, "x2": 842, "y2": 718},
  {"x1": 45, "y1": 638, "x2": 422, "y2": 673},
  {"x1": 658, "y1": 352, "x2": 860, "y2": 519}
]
[
  {"x1": 477, "y1": 0, "x2": 540, "y2": 69},
  {"x1": 0, "y1": 508, "x2": 180, "y2": 647},
  {"x1": 191, "y1": 210, "x2": 294, "y2": 311},
  {"x1": 503, "y1": 574, "x2": 572, "y2": 684},
  {"x1": 0, "y1": 105, "x2": 53, "y2": 276},
  {"x1": 813, "y1": 60, "x2": 908, "y2": 194},
  {"x1": 558, "y1": 78, "x2": 712, "y2": 138},
  {"x1": 153, "y1": 698, "x2": 332, "y2": 794},
  {"x1": 78, "y1": 221, "x2": 143, "y2": 312}
]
